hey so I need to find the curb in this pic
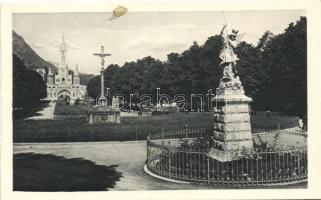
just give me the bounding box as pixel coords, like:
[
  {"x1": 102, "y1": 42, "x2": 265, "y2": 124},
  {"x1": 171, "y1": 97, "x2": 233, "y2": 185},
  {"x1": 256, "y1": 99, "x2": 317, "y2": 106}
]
[{"x1": 143, "y1": 164, "x2": 190, "y2": 184}]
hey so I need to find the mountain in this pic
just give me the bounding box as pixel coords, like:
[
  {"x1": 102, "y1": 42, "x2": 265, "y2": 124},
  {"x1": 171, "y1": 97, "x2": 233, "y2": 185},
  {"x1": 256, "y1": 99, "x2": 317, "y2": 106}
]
[{"x1": 12, "y1": 30, "x2": 57, "y2": 72}]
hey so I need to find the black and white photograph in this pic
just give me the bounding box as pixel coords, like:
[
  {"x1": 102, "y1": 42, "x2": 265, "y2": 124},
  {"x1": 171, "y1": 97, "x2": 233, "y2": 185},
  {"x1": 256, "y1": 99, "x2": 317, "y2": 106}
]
[{"x1": 2, "y1": 0, "x2": 321, "y2": 199}]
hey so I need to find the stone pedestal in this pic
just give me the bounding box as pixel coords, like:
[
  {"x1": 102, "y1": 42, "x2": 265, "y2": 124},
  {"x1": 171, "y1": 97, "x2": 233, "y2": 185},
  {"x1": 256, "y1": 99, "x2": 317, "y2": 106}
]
[
  {"x1": 87, "y1": 109, "x2": 121, "y2": 124},
  {"x1": 208, "y1": 86, "x2": 253, "y2": 162},
  {"x1": 112, "y1": 96, "x2": 120, "y2": 111}
]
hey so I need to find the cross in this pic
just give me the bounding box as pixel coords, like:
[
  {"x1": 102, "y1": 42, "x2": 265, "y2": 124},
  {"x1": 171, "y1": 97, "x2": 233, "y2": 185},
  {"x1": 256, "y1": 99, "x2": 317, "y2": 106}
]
[{"x1": 93, "y1": 46, "x2": 111, "y2": 70}]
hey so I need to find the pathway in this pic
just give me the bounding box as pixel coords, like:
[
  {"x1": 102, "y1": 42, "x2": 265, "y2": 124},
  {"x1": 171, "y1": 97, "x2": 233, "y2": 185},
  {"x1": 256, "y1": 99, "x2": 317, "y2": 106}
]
[
  {"x1": 24, "y1": 102, "x2": 56, "y2": 120},
  {"x1": 13, "y1": 141, "x2": 306, "y2": 191}
]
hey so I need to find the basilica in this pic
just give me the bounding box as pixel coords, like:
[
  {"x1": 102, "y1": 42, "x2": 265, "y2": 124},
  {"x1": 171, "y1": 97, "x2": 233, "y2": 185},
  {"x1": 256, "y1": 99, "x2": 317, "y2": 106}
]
[{"x1": 40, "y1": 35, "x2": 86, "y2": 102}]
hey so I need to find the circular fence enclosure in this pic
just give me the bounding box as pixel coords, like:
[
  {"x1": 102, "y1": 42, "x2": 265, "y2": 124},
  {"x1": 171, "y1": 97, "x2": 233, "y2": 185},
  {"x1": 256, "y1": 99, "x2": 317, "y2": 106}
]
[{"x1": 146, "y1": 128, "x2": 307, "y2": 186}]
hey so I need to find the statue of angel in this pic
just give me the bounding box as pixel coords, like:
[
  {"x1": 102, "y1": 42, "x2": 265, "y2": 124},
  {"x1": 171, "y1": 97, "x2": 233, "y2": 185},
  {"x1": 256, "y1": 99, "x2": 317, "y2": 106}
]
[{"x1": 219, "y1": 24, "x2": 245, "y2": 88}]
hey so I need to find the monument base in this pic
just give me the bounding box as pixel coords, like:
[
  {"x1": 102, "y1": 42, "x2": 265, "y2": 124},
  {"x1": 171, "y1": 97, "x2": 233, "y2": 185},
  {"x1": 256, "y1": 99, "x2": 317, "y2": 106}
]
[
  {"x1": 87, "y1": 110, "x2": 121, "y2": 124},
  {"x1": 208, "y1": 86, "x2": 253, "y2": 162}
]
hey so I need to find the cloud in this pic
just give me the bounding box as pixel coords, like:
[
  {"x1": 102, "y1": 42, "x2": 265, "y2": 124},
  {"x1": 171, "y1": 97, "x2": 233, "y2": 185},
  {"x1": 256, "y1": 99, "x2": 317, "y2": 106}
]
[
  {"x1": 126, "y1": 38, "x2": 152, "y2": 50},
  {"x1": 66, "y1": 40, "x2": 81, "y2": 49},
  {"x1": 126, "y1": 36, "x2": 191, "y2": 57},
  {"x1": 32, "y1": 42, "x2": 45, "y2": 48},
  {"x1": 149, "y1": 42, "x2": 189, "y2": 53},
  {"x1": 51, "y1": 39, "x2": 81, "y2": 50}
]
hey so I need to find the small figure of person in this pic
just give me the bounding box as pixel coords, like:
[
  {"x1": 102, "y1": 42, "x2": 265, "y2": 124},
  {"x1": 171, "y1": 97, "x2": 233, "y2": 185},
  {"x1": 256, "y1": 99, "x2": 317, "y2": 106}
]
[
  {"x1": 303, "y1": 115, "x2": 307, "y2": 131},
  {"x1": 298, "y1": 114, "x2": 307, "y2": 131},
  {"x1": 266, "y1": 110, "x2": 271, "y2": 117},
  {"x1": 298, "y1": 118, "x2": 304, "y2": 130}
]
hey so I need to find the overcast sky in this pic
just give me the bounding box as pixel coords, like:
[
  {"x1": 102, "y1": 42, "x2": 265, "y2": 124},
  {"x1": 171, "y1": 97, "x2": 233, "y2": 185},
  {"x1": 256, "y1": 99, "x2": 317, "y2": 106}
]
[{"x1": 13, "y1": 10, "x2": 305, "y2": 74}]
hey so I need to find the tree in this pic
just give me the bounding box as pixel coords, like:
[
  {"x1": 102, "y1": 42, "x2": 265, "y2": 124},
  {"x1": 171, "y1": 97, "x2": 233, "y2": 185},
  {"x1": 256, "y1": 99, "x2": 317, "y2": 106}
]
[
  {"x1": 256, "y1": 31, "x2": 274, "y2": 51},
  {"x1": 13, "y1": 53, "x2": 47, "y2": 110},
  {"x1": 259, "y1": 16, "x2": 307, "y2": 116},
  {"x1": 236, "y1": 41, "x2": 268, "y2": 110},
  {"x1": 86, "y1": 75, "x2": 101, "y2": 98}
]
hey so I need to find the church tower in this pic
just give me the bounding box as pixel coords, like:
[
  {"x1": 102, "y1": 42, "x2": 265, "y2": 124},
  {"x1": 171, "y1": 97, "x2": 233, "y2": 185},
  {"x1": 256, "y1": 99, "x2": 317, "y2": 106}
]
[
  {"x1": 60, "y1": 33, "x2": 67, "y2": 69},
  {"x1": 47, "y1": 67, "x2": 54, "y2": 85},
  {"x1": 46, "y1": 67, "x2": 55, "y2": 100},
  {"x1": 74, "y1": 64, "x2": 80, "y2": 85}
]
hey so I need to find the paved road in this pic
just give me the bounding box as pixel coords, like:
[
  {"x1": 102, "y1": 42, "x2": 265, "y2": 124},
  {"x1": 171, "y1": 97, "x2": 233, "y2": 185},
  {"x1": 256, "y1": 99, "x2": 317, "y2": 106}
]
[
  {"x1": 13, "y1": 141, "x2": 307, "y2": 191},
  {"x1": 24, "y1": 102, "x2": 56, "y2": 120}
]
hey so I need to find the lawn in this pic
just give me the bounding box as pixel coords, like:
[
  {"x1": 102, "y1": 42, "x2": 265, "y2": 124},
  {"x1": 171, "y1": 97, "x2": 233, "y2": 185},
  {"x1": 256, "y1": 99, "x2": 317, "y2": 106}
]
[
  {"x1": 13, "y1": 111, "x2": 299, "y2": 143},
  {"x1": 251, "y1": 111, "x2": 298, "y2": 130},
  {"x1": 54, "y1": 103, "x2": 88, "y2": 115},
  {"x1": 14, "y1": 112, "x2": 212, "y2": 142}
]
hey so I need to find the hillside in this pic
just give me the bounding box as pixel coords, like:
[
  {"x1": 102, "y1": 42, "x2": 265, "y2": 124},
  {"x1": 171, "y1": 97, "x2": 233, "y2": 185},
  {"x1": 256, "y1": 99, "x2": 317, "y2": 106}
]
[{"x1": 13, "y1": 30, "x2": 57, "y2": 72}]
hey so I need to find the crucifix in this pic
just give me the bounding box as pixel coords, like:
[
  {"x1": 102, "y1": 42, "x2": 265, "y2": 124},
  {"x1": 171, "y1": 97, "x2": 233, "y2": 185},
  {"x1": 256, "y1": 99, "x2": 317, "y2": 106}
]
[{"x1": 93, "y1": 46, "x2": 111, "y2": 96}]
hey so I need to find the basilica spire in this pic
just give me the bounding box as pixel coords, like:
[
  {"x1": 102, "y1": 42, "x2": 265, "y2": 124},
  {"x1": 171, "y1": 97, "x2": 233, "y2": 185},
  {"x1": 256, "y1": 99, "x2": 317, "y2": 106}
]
[
  {"x1": 75, "y1": 64, "x2": 79, "y2": 75},
  {"x1": 60, "y1": 32, "x2": 67, "y2": 68}
]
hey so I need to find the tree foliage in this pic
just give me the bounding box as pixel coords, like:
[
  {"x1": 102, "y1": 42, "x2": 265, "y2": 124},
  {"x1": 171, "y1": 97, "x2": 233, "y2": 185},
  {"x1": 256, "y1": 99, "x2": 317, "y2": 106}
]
[
  {"x1": 13, "y1": 53, "x2": 47, "y2": 108},
  {"x1": 258, "y1": 16, "x2": 307, "y2": 116}
]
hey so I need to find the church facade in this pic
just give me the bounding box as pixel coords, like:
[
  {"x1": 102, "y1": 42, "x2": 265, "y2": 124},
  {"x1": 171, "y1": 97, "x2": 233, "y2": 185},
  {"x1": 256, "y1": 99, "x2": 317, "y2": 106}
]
[{"x1": 44, "y1": 35, "x2": 86, "y2": 102}]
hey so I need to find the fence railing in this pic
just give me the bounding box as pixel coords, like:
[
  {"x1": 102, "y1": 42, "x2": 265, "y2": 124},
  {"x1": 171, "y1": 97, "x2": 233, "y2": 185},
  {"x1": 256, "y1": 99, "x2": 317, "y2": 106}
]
[
  {"x1": 149, "y1": 128, "x2": 307, "y2": 140},
  {"x1": 148, "y1": 128, "x2": 207, "y2": 140},
  {"x1": 146, "y1": 128, "x2": 307, "y2": 186}
]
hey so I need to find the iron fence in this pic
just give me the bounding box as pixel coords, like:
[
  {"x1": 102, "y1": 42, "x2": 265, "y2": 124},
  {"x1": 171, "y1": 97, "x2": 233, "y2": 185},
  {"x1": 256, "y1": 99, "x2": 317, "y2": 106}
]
[{"x1": 146, "y1": 129, "x2": 307, "y2": 186}]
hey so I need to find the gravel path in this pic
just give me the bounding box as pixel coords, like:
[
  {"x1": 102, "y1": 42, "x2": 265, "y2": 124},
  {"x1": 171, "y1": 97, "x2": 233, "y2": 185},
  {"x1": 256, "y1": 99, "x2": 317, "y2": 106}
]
[{"x1": 25, "y1": 102, "x2": 56, "y2": 120}]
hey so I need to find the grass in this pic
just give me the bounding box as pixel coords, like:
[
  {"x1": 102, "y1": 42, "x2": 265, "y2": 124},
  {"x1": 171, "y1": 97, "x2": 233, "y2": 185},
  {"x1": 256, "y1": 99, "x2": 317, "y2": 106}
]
[
  {"x1": 13, "y1": 112, "x2": 298, "y2": 143},
  {"x1": 54, "y1": 102, "x2": 88, "y2": 115},
  {"x1": 250, "y1": 111, "x2": 298, "y2": 130},
  {"x1": 14, "y1": 153, "x2": 122, "y2": 191},
  {"x1": 14, "y1": 112, "x2": 212, "y2": 142}
]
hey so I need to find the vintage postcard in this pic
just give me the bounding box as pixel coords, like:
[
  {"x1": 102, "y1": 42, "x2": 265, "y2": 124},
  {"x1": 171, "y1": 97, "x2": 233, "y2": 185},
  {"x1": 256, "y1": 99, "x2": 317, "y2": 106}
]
[{"x1": 1, "y1": 0, "x2": 321, "y2": 199}]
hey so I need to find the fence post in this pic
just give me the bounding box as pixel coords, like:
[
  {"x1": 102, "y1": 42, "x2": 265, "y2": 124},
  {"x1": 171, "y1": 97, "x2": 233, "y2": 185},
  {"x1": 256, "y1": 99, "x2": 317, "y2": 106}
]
[
  {"x1": 207, "y1": 155, "x2": 210, "y2": 184},
  {"x1": 169, "y1": 150, "x2": 171, "y2": 178},
  {"x1": 146, "y1": 137, "x2": 149, "y2": 167}
]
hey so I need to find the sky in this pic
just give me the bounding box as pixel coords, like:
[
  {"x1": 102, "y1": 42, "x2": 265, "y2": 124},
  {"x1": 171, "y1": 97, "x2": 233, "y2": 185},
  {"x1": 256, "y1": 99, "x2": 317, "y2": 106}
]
[{"x1": 13, "y1": 10, "x2": 306, "y2": 74}]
